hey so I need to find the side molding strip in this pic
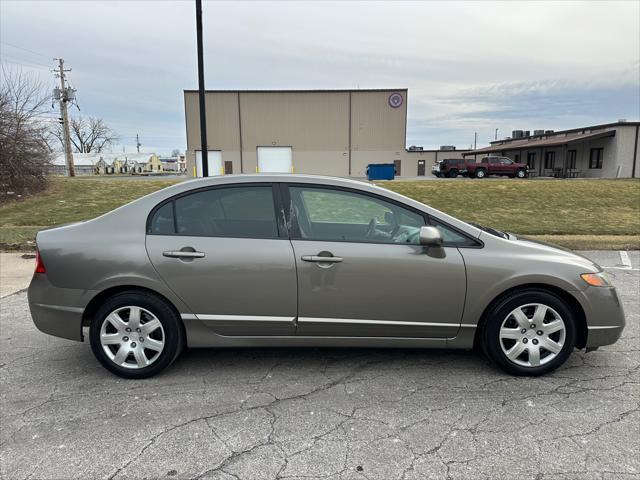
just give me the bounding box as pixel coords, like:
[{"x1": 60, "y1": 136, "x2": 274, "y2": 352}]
[
  {"x1": 298, "y1": 317, "x2": 476, "y2": 328},
  {"x1": 181, "y1": 313, "x2": 294, "y2": 323},
  {"x1": 180, "y1": 314, "x2": 477, "y2": 329}
]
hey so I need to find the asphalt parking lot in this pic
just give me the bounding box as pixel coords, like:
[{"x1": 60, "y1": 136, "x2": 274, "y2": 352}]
[{"x1": 1, "y1": 251, "x2": 638, "y2": 480}]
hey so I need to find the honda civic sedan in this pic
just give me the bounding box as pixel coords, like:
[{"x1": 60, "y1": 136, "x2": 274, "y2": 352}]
[{"x1": 28, "y1": 175, "x2": 625, "y2": 378}]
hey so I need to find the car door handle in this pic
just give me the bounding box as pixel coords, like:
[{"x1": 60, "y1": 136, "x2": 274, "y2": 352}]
[
  {"x1": 163, "y1": 250, "x2": 205, "y2": 258},
  {"x1": 301, "y1": 255, "x2": 343, "y2": 263}
]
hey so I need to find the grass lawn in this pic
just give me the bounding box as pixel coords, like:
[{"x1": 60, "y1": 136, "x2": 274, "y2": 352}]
[
  {"x1": 0, "y1": 177, "x2": 181, "y2": 250},
  {"x1": 0, "y1": 176, "x2": 638, "y2": 250}
]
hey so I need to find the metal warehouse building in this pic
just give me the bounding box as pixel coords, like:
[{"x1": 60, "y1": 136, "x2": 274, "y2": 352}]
[
  {"x1": 465, "y1": 121, "x2": 640, "y2": 178},
  {"x1": 183, "y1": 89, "x2": 468, "y2": 178}
]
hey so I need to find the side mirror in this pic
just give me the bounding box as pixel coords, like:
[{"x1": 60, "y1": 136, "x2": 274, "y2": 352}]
[{"x1": 419, "y1": 226, "x2": 443, "y2": 247}]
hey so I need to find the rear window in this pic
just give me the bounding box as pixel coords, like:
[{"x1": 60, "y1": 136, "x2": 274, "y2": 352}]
[{"x1": 148, "y1": 186, "x2": 279, "y2": 238}]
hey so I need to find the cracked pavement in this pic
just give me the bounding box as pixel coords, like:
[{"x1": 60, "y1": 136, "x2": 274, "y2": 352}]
[{"x1": 1, "y1": 251, "x2": 638, "y2": 479}]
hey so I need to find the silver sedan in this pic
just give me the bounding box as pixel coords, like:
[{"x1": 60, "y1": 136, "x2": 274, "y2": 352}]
[{"x1": 28, "y1": 175, "x2": 625, "y2": 378}]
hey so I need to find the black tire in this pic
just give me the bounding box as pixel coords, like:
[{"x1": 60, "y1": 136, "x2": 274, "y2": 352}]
[
  {"x1": 89, "y1": 291, "x2": 184, "y2": 379},
  {"x1": 448, "y1": 169, "x2": 458, "y2": 178},
  {"x1": 482, "y1": 289, "x2": 576, "y2": 376},
  {"x1": 475, "y1": 169, "x2": 486, "y2": 179},
  {"x1": 516, "y1": 168, "x2": 527, "y2": 179}
]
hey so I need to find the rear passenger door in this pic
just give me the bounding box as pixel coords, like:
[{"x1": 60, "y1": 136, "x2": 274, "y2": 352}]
[{"x1": 145, "y1": 184, "x2": 297, "y2": 336}]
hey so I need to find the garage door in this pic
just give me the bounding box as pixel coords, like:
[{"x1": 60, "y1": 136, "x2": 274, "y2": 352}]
[
  {"x1": 257, "y1": 147, "x2": 292, "y2": 173},
  {"x1": 195, "y1": 150, "x2": 223, "y2": 177}
]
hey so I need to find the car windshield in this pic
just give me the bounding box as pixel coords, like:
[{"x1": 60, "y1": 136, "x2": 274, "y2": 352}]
[{"x1": 470, "y1": 222, "x2": 509, "y2": 239}]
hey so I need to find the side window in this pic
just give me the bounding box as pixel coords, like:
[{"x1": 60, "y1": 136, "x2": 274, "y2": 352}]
[
  {"x1": 172, "y1": 186, "x2": 278, "y2": 238},
  {"x1": 430, "y1": 218, "x2": 478, "y2": 247},
  {"x1": 289, "y1": 186, "x2": 425, "y2": 244},
  {"x1": 149, "y1": 202, "x2": 175, "y2": 234}
]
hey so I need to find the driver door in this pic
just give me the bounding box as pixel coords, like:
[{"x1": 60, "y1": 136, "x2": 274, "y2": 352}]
[
  {"x1": 498, "y1": 157, "x2": 513, "y2": 175},
  {"x1": 285, "y1": 184, "x2": 466, "y2": 338}
]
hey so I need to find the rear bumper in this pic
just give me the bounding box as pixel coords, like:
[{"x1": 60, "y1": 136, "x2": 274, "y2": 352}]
[
  {"x1": 27, "y1": 274, "x2": 97, "y2": 341},
  {"x1": 573, "y1": 286, "x2": 625, "y2": 348}
]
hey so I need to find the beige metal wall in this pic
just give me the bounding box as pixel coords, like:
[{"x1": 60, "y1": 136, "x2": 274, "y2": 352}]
[
  {"x1": 184, "y1": 89, "x2": 411, "y2": 177},
  {"x1": 402, "y1": 149, "x2": 469, "y2": 177}
]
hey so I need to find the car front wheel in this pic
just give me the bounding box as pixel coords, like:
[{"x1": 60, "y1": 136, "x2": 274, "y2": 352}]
[
  {"x1": 516, "y1": 169, "x2": 527, "y2": 178},
  {"x1": 448, "y1": 169, "x2": 458, "y2": 178},
  {"x1": 475, "y1": 169, "x2": 486, "y2": 178},
  {"x1": 482, "y1": 289, "x2": 576, "y2": 375},
  {"x1": 89, "y1": 291, "x2": 184, "y2": 379}
]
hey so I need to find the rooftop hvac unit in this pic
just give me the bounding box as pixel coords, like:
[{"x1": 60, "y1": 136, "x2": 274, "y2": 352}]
[
  {"x1": 408, "y1": 145, "x2": 424, "y2": 151},
  {"x1": 545, "y1": 130, "x2": 554, "y2": 134},
  {"x1": 533, "y1": 130, "x2": 545, "y2": 136},
  {"x1": 439, "y1": 145, "x2": 456, "y2": 151},
  {"x1": 512, "y1": 130, "x2": 524, "y2": 138}
]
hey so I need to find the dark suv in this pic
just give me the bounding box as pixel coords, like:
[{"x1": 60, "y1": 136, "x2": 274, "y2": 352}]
[{"x1": 432, "y1": 158, "x2": 466, "y2": 178}]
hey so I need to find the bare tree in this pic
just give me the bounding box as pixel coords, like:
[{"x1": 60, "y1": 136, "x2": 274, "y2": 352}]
[
  {"x1": 0, "y1": 67, "x2": 51, "y2": 198},
  {"x1": 171, "y1": 148, "x2": 181, "y2": 157},
  {"x1": 51, "y1": 115, "x2": 118, "y2": 153}
]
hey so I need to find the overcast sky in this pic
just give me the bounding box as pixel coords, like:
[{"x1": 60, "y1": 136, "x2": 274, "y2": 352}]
[{"x1": 1, "y1": 0, "x2": 639, "y2": 155}]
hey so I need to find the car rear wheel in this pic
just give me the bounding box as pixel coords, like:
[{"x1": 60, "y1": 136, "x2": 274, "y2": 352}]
[
  {"x1": 89, "y1": 291, "x2": 184, "y2": 379},
  {"x1": 482, "y1": 289, "x2": 576, "y2": 375},
  {"x1": 475, "y1": 169, "x2": 486, "y2": 178}
]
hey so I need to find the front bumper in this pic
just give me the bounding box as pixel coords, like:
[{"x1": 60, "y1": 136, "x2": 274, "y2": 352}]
[
  {"x1": 27, "y1": 273, "x2": 97, "y2": 341},
  {"x1": 574, "y1": 286, "x2": 625, "y2": 348}
]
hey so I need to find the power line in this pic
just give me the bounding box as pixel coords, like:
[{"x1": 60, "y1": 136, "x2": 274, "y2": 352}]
[
  {"x1": 1, "y1": 41, "x2": 51, "y2": 59},
  {"x1": 0, "y1": 57, "x2": 52, "y2": 70}
]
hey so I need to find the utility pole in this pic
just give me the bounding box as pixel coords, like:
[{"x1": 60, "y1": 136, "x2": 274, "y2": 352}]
[
  {"x1": 495, "y1": 128, "x2": 498, "y2": 140},
  {"x1": 136, "y1": 133, "x2": 141, "y2": 153},
  {"x1": 54, "y1": 58, "x2": 75, "y2": 176},
  {"x1": 195, "y1": 0, "x2": 208, "y2": 176},
  {"x1": 474, "y1": 132, "x2": 477, "y2": 162}
]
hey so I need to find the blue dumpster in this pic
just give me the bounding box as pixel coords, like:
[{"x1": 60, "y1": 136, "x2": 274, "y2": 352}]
[{"x1": 366, "y1": 163, "x2": 396, "y2": 181}]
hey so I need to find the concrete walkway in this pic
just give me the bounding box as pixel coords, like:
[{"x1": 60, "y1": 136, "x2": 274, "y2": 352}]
[{"x1": 0, "y1": 253, "x2": 34, "y2": 298}]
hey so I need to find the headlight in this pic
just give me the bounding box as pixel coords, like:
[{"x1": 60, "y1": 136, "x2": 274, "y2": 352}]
[{"x1": 581, "y1": 272, "x2": 612, "y2": 287}]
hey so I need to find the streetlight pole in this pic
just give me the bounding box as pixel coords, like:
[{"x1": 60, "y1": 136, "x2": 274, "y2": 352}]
[
  {"x1": 195, "y1": 0, "x2": 208, "y2": 177},
  {"x1": 474, "y1": 132, "x2": 477, "y2": 162}
]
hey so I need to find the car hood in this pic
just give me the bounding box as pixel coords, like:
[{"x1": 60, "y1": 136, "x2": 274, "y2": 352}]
[{"x1": 510, "y1": 234, "x2": 602, "y2": 272}]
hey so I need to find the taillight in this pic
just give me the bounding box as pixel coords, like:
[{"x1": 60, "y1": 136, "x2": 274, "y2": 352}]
[{"x1": 35, "y1": 249, "x2": 46, "y2": 274}]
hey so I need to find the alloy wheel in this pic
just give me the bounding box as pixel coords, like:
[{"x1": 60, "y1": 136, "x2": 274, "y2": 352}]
[
  {"x1": 498, "y1": 303, "x2": 566, "y2": 367},
  {"x1": 100, "y1": 306, "x2": 165, "y2": 369}
]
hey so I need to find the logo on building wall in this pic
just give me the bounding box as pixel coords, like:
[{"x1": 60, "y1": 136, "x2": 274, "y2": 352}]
[{"x1": 388, "y1": 92, "x2": 403, "y2": 108}]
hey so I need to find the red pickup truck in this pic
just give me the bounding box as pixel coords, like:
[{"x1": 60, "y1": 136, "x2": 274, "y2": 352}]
[{"x1": 465, "y1": 156, "x2": 529, "y2": 179}]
